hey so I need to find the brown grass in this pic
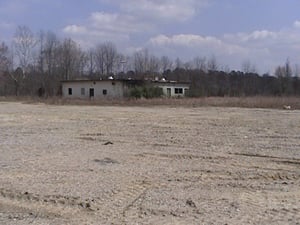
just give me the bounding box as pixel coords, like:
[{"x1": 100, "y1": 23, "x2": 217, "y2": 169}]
[{"x1": 1, "y1": 96, "x2": 300, "y2": 109}]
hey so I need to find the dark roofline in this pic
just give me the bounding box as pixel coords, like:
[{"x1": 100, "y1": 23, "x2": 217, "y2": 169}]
[
  {"x1": 61, "y1": 79, "x2": 190, "y2": 85},
  {"x1": 151, "y1": 80, "x2": 190, "y2": 85},
  {"x1": 61, "y1": 79, "x2": 125, "y2": 83},
  {"x1": 61, "y1": 79, "x2": 142, "y2": 82},
  {"x1": 61, "y1": 79, "x2": 146, "y2": 86}
]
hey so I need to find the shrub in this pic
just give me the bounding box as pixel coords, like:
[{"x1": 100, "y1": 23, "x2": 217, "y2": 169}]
[
  {"x1": 129, "y1": 86, "x2": 163, "y2": 99},
  {"x1": 129, "y1": 87, "x2": 143, "y2": 98}
]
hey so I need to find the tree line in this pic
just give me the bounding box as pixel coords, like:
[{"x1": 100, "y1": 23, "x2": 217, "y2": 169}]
[{"x1": 0, "y1": 25, "x2": 299, "y2": 97}]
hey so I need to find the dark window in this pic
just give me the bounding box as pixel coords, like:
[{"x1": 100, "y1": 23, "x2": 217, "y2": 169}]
[
  {"x1": 174, "y1": 88, "x2": 183, "y2": 94},
  {"x1": 81, "y1": 88, "x2": 85, "y2": 95},
  {"x1": 103, "y1": 89, "x2": 107, "y2": 95},
  {"x1": 68, "y1": 88, "x2": 72, "y2": 95},
  {"x1": 89, "y1": 88, "x2": 94, "y2": 97}
]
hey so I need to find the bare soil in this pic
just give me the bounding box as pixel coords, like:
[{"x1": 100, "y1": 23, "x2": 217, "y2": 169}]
[{"x1": 0, "y1": 102, "x2": 300, "y2": 224}]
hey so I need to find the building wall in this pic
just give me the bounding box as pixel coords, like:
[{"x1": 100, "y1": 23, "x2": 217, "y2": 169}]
[
  {"x1": 156, "y1": 83, "x2": 189, "y2": 97},
  {"x1": 62, "y1": 81, "x2": 127, "y2": 99},
  {"x1": 62, "y1": 80, "x2": 190, "y2": 99}
]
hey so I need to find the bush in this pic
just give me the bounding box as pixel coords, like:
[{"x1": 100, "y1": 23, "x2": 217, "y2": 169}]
[
  {"x1": 129, "y1": 87, "x2": 143, "y2": 98},
  {"x1": 129, "y1": 86, "x2": 163, "y2": 99}
]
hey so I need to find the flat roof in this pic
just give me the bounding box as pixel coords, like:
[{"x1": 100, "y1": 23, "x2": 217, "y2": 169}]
[
  {"x1": 61, "y1": 79, "x2": 128, "y2": 83},
  {"x1": 61, "y1": 79, "x2": 190, "y2": 85}
]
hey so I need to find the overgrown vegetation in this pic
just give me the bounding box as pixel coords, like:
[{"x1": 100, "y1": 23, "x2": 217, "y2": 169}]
[
  {"x1": 129, "y1": 86, "x2": 163, "y2": 98},
  {"x1": 1, "y1": 96, "x2": 299, "y2": 110}
]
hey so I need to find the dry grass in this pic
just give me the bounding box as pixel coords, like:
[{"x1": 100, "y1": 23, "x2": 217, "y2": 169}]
[
  {"x1": 120, "y1": 96, "x2": 300, "y2": 109},
  {"x1": 1, "y1": 96, "x2": 300, "y2": 109}
]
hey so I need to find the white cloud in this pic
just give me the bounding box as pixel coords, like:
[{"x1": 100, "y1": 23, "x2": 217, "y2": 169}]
[
  {"x1": 120, "y1": 0, "x2": 197, "y2": 22},
  {"x1": 223, "y1": 26, "x2": 300, "y2": 71},
  {"x1": 89, "y1": 12, "x2": 152, "y2": 33},
  {"x1": 63, "y1": 25, "x2": 87, "y2": 34},
  {"x1": 243, "y1": 30, "x2": 277, "y2": 41},
  {"x1": 294, "y1": 20, "x2": 300, "y2": 28},
  {"x1": 224, "y1": 30, "x2": 277, "y2": 43},
  {"x1": 63, "y1": 11, "x2": 154, "y2": 48},
  {"x1": 149, "y1": 34, "x2": 247, "y2": 56},
  {"x1": 103, "y1": 0, "x2": 209, "y2": 22}
]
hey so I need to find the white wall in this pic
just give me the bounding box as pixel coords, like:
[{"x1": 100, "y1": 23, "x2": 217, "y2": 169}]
[
  {"x1": 62, "y1": 80, "x2": 190, "y2": 99},
  {"x1": 62, "y1": 81, "x2": 127, "y2": 99},
  {"x1": 156, "y1": 83, "x2": 189, "y2": 97}
]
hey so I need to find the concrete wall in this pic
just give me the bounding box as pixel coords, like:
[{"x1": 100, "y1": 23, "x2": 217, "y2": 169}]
[
  {"x1": 62, "y1": 80, "x2": 190, "y2": 99},
  {"x1": 62, "y1": 80, "x2": 127, "y2": 99},
  {"x1": 156, "y1": 83, "x2": 189, "y2": 97}
]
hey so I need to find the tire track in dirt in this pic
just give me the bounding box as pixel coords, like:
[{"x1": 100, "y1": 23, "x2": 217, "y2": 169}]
[
  {"x1": 135, "y1": 152, "x2": 228, "y2": 161},
  {"x1": 136, "y1": 153, "x2": 300, "y2": 183},
  {"x1": 95, "y1": 180, "x2": 152, "y2": 224},
  {"x1": 0, "y1": 180, "x2": 155, "y2": 224},
  {"x1": 177, "y1": 169, "x2": 300, "y2": 185},
  {"x1": 238, "y1": 189, "x2": 300, "y2": 224},
  {"x1": 0, "y1": 188, "x2": 97, "y2": 223}
]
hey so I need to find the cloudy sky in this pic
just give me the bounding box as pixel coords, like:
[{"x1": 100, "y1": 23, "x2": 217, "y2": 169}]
[{"x1": 1, "y1": 0, "x2": 300, "y2": 73}]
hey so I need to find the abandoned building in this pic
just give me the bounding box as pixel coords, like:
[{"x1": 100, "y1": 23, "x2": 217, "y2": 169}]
[
  {"x1": 61, "y1": 78, "x2": 190, "y2": 99},
  {"x1": 153, "y1": 80, "x2": 189, "y2": 97}
]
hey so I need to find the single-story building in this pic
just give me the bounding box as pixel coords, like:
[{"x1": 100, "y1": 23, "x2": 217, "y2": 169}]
[
  {"x1": 153, "y1": 80, "x2": 190, "y2": 97},
  {"x1": 62, "y1": 79, "x2": 141, "y2": 99},
  {"x1": 61, "y1": 78, "x2": 189, "y2": 99}
]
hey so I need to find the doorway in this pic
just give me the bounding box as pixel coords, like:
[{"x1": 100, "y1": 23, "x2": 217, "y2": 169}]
[
  {"x1": 167, "y1": 88, "x2": 171, "y2": 97},
  {"x1": 89, "y1": 88, "x2": 94, "y2": 97}
]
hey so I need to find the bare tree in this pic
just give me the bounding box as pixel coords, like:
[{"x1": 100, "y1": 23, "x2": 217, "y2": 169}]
[
  {"x1": 0, "y1": 42, "x2": 25, "y2": 95},
  {"x1": 13, "y1": 25, "x2": 37, "y2": 72},
  {"x1": 275, "y1": 59, "x2": 293, "y2": 78},
  {"x1": 133, "y1": 49, "x2": 149, "y2": 74},
  {"x1": 118, "y1": 54, "x2": 130, "y2": 75},
  {"x1": 193, "y1": 56, "x2": 207, "y2": 71},
  {"x1": 184, "y1": 61, "x2": 192, "y2": 70},
  {"x1": 0, "y1": 42, "x2": 11, "y2": 72},
  {"x1": 175, "y1": 57, "x2": 183, "y2": 69},
  {"x1": 207, "y1": 55, "x2": 218, "y2": 71},
  {"x1": 284, "y1": 58, "x2": 292, "y2": 77},
  {"x1": 294, "y1": 64, "x2": 300, "y2": 77},
  {"x1": 275, "y1": 65, "x2": 285, "y2": 78},
  {"x1": 242, "y1": 60, "x2": 257, "y2": 74},
  {"x1": 87, "y1": 48, "x2": 96, "y2": 76},
  {"x1": 0, "y1": 42, "x2": 13, "y2": 95},
  {"x1": 149, "y1": 55, "x2": 160, "y2": 74},
  {"x1": 160, "y1": 56, "x2": 173, "y2": 72},
  {"x1": 93, "y1": 42, "x2": 119, "y2": 76},
  {"x1": 37, "y1": 30, "x2": 60, "y2": 76},
  {"x1": 58, "y1": 38, "x2": 82, "y2": 80},
  {"x1": 37, "y1": 30, "x2": 45, "y2": 73},
  {"x1": 275, "y1": 59, "x2": 293, "y2": 95},
  {"x1": 94, "y1": 44, "x2": 106, "y2": 76},
  {"x1": 103, "y1": 42, "x2": 118, "y2": 75},
  {"x1": 76, "y1": 51, "x2": 88, "y2": 77}
]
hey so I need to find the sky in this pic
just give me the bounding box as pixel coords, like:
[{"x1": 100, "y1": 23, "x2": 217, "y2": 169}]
[{"x1": 1, "y1": 0, "x2": 300, "y2": 74}]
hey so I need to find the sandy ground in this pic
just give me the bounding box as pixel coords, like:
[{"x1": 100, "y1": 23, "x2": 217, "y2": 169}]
[{"x1": 0, "y1": 101, "x2": 300, "y2": 225}]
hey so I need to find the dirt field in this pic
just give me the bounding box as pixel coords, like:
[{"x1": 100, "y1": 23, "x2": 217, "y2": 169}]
[{"x1": 0, "y1": 101, "x2": 300, "y2": 225}]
